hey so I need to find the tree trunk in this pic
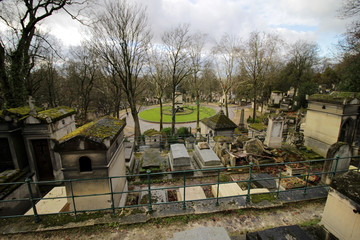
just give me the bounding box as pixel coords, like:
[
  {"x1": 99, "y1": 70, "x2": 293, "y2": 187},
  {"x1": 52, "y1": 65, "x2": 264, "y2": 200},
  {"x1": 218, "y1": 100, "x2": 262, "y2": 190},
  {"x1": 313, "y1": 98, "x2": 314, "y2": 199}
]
[
  {"x1": 225, "y1": 93, "x2": 229, "y2": 117},
  {"x1": 130, "y1": 104, "x2": 141, "y2": 146},
  {"x1": 252, "y1": 78, "x2": 257, "y2": 123},
  {"x1": 159, "y1": 97, "x2": 163, "y2": 131},
  {"x1": 171, "y1": 89, "x2": 176, "y2": 135},
  {"x1": 196, "y1": 92, "x2": 200, "y2": 129}
]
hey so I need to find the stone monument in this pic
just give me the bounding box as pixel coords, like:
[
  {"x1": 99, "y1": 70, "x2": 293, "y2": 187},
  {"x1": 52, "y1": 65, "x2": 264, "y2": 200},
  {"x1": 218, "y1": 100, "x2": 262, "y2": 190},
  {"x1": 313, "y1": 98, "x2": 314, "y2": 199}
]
[{"x1": 264, "y1": 115, "x2": 284, "y2": 148}]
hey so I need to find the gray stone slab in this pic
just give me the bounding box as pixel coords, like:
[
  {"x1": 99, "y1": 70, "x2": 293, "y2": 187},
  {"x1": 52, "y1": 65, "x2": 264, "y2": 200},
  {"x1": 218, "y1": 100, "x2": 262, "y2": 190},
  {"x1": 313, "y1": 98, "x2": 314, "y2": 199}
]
[
  {"x1": 194, "y1": 145, "x2": 221, "y2": 166},
  {"x1": 169, "y1": 144, "x2": 191, "y2": 167},
  {"x1": 169, "y1": 227, "x2": 230, "y2": 240},
  {"x1": 246, "y1": 225, "x2": 312, "y2": 240},
  {"x1": 253, "y1": 173, "x2": 277, "y2": 189},
  {"x1": 139, "y1": 188, "x2": 167, "y2": 204},
  {"x1": 142, "y1": 148, "x2": 162, "y2": 168}
]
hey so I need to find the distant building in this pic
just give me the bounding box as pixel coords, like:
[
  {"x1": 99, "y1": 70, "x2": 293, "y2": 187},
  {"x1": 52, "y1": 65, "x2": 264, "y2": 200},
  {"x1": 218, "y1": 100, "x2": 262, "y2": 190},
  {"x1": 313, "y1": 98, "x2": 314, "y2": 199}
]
[
  {"x1": 0, "y1": 106, "x2": 76, "y2": 181},
  {"x1": 200, "y1": 110, "x2": 237, "y2": 137},
  {"x1": 55, "y1": 116, "x2": 127, "y2": 211},
  {"x1": 304, "y1": 92, "x2": 360, "y2": 157}
]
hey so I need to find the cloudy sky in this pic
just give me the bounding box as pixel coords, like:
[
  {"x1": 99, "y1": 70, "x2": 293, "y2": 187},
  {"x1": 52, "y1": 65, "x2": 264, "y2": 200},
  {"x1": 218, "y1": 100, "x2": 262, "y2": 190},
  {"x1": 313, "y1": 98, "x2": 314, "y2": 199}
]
[{"x1": 2, "y1": 0, "x2": 352, "y2": 58}]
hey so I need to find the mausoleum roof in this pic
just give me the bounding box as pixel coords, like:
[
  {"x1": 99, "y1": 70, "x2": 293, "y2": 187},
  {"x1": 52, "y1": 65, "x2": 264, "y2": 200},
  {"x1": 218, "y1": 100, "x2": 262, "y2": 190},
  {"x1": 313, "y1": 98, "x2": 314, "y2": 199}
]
[
  {"x1": 36, "y1": 106, "x2": 76, "y2": 123},
  {"x1": 59, "y1": 116, "x2": 125, "y2": 144},
  {"x1": 201, "y1": 110, "x2": 237, "y2": 130},
  {"x1": 309, "y1": 92, "x2": 360, "y2": 104}
]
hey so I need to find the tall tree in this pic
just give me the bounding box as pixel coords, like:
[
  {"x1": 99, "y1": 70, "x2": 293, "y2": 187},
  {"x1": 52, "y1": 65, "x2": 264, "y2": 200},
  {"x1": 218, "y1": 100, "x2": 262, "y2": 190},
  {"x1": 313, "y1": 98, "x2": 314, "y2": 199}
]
[
  {"x1": 0, "y1": 0, "x2": 89, "y2": 108},
  {"x1": 146, "y1": 46, "x2": 169, "y2": 131},
  {"x1": 212, "y1": 34, "x2": 240, "y2": 117},
  {"x1": 240, "y1": 32, "x2": 280, "y2": 122},
  {"x1": 285, "y1": 40, "x2": 319, "y2": 108},
  {"x1": 189, "y1": 32, "x2": 207, "y2": 129},
  {"x1": 90, "y1": 0, "x2": 151, "y2": 145},
  {"x1": 162, "y1": 24, "x2": 192, "y2": 135}
]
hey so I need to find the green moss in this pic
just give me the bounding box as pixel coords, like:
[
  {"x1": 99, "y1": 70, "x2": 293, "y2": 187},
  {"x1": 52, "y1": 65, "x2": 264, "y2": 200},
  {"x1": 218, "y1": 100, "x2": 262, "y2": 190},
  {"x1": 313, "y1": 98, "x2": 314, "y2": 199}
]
[
  {"x1": 36, "y1": 106, "x2": 76, "y2": 122},
  {"x1": 249, "y1": 123, "x2": 266, "y2": 131},
  {"x1": 251, "y1": 193, "x2": 277, "y2": 203},
  {"x1": 143, "y1": 129, "x2": 161, "y2": 136},
  {"x1": 309, "y1": 92, "x2": 360, "y2": 104},
  {"x1": 5, "y1": 106, "x2": 42, "y2": 117},
  {"x1": 299, "y1": 218, "x2": 321, "y2": 227},
  {"x1": 59, "y1": 116, "x2": 125, "y2": 143}
]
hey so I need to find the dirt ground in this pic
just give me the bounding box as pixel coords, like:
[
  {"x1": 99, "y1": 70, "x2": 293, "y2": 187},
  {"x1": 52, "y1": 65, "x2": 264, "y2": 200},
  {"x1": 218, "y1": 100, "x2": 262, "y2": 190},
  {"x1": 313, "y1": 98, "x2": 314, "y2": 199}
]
[{"x1": 3, "y1": 199, "x2": 325, "y2": 240}]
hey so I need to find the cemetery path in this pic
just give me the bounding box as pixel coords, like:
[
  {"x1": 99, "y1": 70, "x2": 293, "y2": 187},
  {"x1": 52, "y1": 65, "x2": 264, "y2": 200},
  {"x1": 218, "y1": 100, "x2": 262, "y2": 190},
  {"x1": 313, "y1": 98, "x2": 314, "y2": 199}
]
[
  {"x1": 120, "y1": 104, "x2": 248, "y2": 137},
  {"x1": 5, "y1": 199, "x2": 325, "y2": 240}
]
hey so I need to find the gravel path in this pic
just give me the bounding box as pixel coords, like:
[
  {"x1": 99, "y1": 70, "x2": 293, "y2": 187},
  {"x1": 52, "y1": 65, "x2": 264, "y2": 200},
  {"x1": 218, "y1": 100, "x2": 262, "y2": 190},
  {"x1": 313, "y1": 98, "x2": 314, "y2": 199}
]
[{"x1": 4, "y1": 200, "x2": 325, "y2": 240}]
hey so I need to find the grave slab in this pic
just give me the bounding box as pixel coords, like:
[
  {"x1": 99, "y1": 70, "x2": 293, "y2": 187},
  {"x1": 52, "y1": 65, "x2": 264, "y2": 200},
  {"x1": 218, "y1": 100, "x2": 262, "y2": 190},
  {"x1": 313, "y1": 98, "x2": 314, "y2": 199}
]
[
  {"x1": 193, "y1": 145, "x2": 223, "y2": 169},
  {"x1": 253, "y1": 173, "x2": 277, "y2": 189},
  {"x1": 178, "y1": 186, "x2": 206, "y2": 201},
  {"x1": 139, "y1": 187, "x2": 167, "y2": 204},
  {"x1": 211, "y1": 183, "x2": 243, "y2": 198},
  {"x1": 247, "y1": 225, "x2": 312, "y2": 240},
  {"x1": 169, "y1": 227, "x2": 230, "y2": 240},
  {"x1": 142, "y1": 148, "x2": 162, "y2": 168},
  {"x1": 25, "y1": 186, "x2": 68, "y2": 215}
]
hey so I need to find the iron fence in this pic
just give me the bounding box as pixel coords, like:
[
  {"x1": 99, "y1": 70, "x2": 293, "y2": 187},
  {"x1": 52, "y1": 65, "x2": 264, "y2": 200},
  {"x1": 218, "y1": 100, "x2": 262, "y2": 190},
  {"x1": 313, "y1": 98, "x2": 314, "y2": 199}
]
[{"x1": 0, "y1": 155, "x2": 359, "y2": 223}]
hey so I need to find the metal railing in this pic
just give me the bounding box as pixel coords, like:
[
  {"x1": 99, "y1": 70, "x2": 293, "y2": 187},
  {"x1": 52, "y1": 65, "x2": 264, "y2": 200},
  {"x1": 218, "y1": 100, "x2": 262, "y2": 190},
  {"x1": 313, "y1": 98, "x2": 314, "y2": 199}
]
[{"x1": 0, "y1": 155, "x2": 359, "y2": 223}]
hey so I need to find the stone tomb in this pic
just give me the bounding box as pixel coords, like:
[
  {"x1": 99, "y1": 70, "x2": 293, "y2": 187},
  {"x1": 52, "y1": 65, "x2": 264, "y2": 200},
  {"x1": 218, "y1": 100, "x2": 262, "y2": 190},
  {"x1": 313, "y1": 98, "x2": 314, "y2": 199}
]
[
  {"x1": 193, "y1": 143, "x2": 223, "y2": 169},
  {"x1": 168, "y1": 144, "x2": 191, "y2": 171},
  {"x1": 211, "y1": 183, "x2": 269, "y2": 198},
  {"x1": 178, "y1": 186, "x2": 206, "y2": 201}
]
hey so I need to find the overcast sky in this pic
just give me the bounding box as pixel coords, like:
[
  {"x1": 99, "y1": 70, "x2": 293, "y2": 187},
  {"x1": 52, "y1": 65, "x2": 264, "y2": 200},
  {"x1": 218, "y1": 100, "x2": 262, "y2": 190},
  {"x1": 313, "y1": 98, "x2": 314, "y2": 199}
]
[{"x1": 2, "y1": 0, "x2": 352, "y2": 58}]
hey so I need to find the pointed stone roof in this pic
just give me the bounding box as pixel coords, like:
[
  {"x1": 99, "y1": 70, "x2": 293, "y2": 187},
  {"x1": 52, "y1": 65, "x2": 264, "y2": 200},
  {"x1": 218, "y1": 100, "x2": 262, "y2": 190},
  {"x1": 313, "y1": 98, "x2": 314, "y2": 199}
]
[{"x1": 201, "y1": 110, "x2": 237, "y2": 130}]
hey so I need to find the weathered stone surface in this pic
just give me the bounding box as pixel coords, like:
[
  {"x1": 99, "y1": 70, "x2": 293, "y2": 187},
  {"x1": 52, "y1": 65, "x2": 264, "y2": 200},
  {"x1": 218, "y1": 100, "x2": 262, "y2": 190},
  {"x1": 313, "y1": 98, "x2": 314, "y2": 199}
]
[
  {"x1": 170, "y1": 227, "x2": 230, "y2": 240},
  {"x1": 331, "y1": 171, "x2": 360, "y2": 204},
  {"x1": 253, "y1": 173, "x2": 277, "y2": 189},
  {"x1": 198, "y1": 142, "x2": 210, "y2": 149},
  {"x1": 211, "y1": 183, "x2": 243, "y2": 197},
  {"x1": 142, "y1": 148, "x2": 162, "y2": 168},
  {"x1": 246, "y1": 225, "x2": 312, "y2": 240},
  {"x1": 244, "y1": 138, "x2": 264, "y2": 155},
  {"x1": 193, "y1": 145, "x2": 223, "y2": 169},
  {"x1": 178, "y1": 186, "x2": 206, "y2": 201},
  {"x1": 286, "y1": 131, "x2": 304, "y2": 147}
]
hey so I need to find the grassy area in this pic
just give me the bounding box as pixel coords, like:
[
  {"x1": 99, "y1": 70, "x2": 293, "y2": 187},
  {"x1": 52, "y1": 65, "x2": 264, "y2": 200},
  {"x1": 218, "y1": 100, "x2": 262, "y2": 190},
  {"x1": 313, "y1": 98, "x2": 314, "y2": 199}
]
[{"x1": 139, "y1": 106, "x2": 216, "y2": 123}]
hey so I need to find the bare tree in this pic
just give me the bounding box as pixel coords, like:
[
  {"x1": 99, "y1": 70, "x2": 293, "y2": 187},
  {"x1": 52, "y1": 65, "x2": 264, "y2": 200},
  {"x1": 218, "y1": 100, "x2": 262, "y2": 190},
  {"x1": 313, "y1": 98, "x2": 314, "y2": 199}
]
[
  {"x1": 66, "y1": 45, "x2": 99, "y2": 122},
  {"x1": 162, "y1": 24, "x2": 192, "y2": 135},
  {"x1": 212, "y1": 34, "x2": 240, "y2": 117},
  {"x1": 240, "y1": 31, "x2": 280, "y2": 122},
  {"x1": 89, "y1": 0, "x2": 151, "y2": 144},
  {"x1": 188, "y1": 32, "x2": 207, "y2": 129},
  {"x1": 0, "y1": 0, "x2": 89, "y2": 108},
  {"x1": 146, "y1": 46, "x2": 170, "y2": 131}
]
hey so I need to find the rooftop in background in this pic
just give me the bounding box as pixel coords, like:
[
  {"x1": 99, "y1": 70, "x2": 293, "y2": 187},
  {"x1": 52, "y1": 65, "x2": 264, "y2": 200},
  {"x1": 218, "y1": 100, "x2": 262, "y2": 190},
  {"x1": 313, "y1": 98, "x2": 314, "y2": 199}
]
[
  {"x1": 0, "y1": 106, "x2": 76, "y2": 123},
  {"x1": 201, "y1": 110, "x2": 237, "y2": 130},
  {"x1": 59, "y1": 116, "x2": 126, "y2": 144},
  {"x1": 308, "y1": 92, "x2": 360, "y2": 104}
]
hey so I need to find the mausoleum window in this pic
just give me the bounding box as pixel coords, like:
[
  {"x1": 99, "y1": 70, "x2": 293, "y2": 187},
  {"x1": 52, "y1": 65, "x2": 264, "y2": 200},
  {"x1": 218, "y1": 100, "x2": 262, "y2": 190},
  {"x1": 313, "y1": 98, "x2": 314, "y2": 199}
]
[{"x1": 79, "y1": 156, "x2": 92, "y2": 172}]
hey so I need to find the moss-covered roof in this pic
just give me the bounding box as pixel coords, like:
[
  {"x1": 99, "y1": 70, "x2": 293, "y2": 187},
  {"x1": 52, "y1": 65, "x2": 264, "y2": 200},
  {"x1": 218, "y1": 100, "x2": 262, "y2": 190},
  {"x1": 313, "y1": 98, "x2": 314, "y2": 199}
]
[
  {"x1": 59, "y1": 116, "x2": 126, "y2": 144},
  {"x1": 201, "y1": 110, "x2": 237, "y2": 130},
  {"x1": 1, "y1": 106, "x2": 75, "y2": 123},
  {"x1": 36, "y1": 106, "x2": 76, "y2": 123},
  {"x1": 308, "y1": 92, "x2": 360, "y2": 104}
]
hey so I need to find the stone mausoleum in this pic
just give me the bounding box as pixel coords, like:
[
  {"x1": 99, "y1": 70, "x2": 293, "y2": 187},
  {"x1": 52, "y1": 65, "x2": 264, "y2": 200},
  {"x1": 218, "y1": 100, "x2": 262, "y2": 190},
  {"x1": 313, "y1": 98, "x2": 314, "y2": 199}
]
[
  {"x1": 200, "y1": 110, "x2": 237, "y2": 137},
  {"x1": 0, "y1": 105, "x2": 76, "y2": 181},
  {"x1": 55, "y1": 116, "x2": 127, "y2": 211},
  {"x1": 304, "y1": 92, "x2": 360, "y2": 157}
]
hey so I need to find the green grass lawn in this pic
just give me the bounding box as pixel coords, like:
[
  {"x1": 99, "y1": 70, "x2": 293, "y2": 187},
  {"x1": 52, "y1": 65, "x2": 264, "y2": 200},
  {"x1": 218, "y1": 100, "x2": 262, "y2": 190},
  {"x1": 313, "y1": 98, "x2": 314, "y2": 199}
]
[{"x1": 139, "y1": 105, "x2": 216, "y2": 123}]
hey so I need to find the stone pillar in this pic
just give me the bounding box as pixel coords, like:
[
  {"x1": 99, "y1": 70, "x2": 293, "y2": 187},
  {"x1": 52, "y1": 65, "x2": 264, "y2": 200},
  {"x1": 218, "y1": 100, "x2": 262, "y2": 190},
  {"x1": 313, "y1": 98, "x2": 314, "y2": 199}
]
[
  {"x1": 239, "y1": 108, "x2": 245, "y2": 128},
  {"x1": 264, "y1": 116, "x2": 284, "y2": 148}
]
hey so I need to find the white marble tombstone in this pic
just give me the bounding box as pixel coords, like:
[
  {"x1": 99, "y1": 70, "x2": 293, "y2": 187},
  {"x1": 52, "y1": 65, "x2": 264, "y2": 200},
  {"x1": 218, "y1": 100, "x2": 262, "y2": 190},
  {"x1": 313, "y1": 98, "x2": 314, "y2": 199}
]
[{"x1": 264, "y1": 116, "x2": 284, "y2": 148}]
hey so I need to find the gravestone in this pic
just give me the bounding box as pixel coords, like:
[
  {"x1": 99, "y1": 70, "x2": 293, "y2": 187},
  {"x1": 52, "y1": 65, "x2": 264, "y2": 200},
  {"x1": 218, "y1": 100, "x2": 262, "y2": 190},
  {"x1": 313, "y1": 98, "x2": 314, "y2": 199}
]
[
  {"x1": 139, "y1": 187, "x2": 167, "y2": 204},
  {"x1": 253, "y1": 173, "x2": 277, "y2": 189},
  {"x1": 168, "y1": 144, "x2": 191, "y2": 171},
  {"x1": 247, "y1": 225, "x2": 312, "y2": 240},
  {"x1": 321, "y1": 142, "x2": 353, "y2": 185},
  {"x1": 178, "y1": 186, "x2": 206, "y2": 201},
  {"x1": 264, "y1": 115, "x2": 284, "y2": 148},
  {"x1": 211, "y1": 183, "x2": 243, "y2": 197},
  {"x1": 193, "y1": 143, "x2": 223, "y2": 169},
  {"x1": 239, "y1": 108, "x2": 245, "y2": 128},
  {"x1": 142, "y1": 148, "x2": 162, "y2": 169}
]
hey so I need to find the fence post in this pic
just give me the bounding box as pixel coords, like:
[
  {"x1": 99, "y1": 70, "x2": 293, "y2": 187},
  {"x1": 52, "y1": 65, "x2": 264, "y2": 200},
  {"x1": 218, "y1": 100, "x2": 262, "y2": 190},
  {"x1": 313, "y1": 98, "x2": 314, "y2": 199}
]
[
  {"x1": 109, "y1": 177, "x2": 116, "y2": 216},
  {"x1": 26, "y1": 178, "x2": 40, "y2": 223},
  {"x1": 303, "y1": 162, "x2": 311, "y2": 195},
  {"x1": 69, "y1": 180, "x2": 77, "y2": 220},
  {"x1": 246, "y1": 162, "x2": 253, "y2": 203},
  {"x1": 183, "y1": 171, "x2": 186, "y2": 210},
  {"x1": 332, "y1": 155, "x2": 340, "y2": 178},
  {"x1": 147, "y1": 170, "x2": 152, "y2": 213},
  {"x1": 216, "y1": 169, "x2": 220, "y2": 206},
  {"x1": 276, "y1": 163, "x2": 284, "y2": 199}
]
